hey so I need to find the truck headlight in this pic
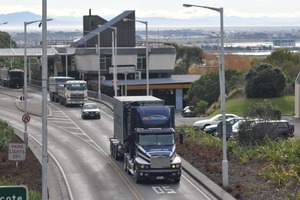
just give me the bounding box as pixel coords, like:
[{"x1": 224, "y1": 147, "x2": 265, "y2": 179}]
[
  {"x1": 137, "y1": 164, "x2": 150, "y2": 169},
  {"x1": 171, "y1": 163, "x2": 181, "y2": 169}
]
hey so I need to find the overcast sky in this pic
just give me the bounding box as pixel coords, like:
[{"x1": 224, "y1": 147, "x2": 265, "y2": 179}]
[{"x1": 1, "y1": 0, "x2": 300, "y2": 19}]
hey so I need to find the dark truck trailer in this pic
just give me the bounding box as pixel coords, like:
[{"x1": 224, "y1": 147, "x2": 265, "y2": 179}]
[
  {"x1": 0, "y1": 68, "x2": 24, "y2": 88},
  {"x1": 109, "y1": 96, "x2": 182, "y2": 183}
]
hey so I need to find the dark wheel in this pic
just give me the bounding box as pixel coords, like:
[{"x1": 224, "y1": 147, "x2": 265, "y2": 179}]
[
  {"x1": 133, "y1": 168, "x2": 141, "y2": 184},
  {"x1": 174, "y1": 178, "x2": 180, "y2": 183},
  {"x1": 123, "y1": 158, "x2": 131, "y2": 174}
]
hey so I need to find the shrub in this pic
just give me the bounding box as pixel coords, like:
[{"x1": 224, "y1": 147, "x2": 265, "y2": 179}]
[{"x1": 0, "y1": 120, "x2": 14, "y2": 150}]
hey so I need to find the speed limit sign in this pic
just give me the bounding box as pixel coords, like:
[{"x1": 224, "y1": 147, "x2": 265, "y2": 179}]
[{"x1": 22, "y1": 114, "x2": 31, "y2": 123}]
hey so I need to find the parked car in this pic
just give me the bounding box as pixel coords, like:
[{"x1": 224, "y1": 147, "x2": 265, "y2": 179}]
[
  {"x1": 252, "y1": 120, "x2": 294, "y2": 139},
  {"x1": 232, "y1": 119, "x2": 294, "y2": 139},
  {"x1": 204, "y1": 117, "x2": 242, "y2": 136},
  {"x1": 182, "y1": 106, "x2": 196, "y2": 117},
  {"x1": 81, "y1": 102, "x2": 101, "y2": 119},
  {"x1": 193, "y1": 113, "x2": 239, "y2": 130}
]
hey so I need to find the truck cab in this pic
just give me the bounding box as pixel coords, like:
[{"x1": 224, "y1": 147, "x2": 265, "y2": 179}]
[{"x1": 109, "y1": 96, "x2": 182, "y2": 183}]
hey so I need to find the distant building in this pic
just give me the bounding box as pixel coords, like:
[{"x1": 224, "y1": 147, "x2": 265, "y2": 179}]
[{"x1": 273, "y1": 39, "x2": 296, "y2": 47}]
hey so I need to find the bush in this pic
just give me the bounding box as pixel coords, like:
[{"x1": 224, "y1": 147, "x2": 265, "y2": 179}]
[
  {"x1": 0, "y1": 120, "x2": 14, "y2": 150},
  {"x1": 195, "y1": 100, "x2": 208, "y2": 115}
]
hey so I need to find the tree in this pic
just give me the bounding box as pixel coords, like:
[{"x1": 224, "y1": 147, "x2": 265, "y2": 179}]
[
  {"x1": 186, "y1": 69, "x2": 240, "y2": 107},
  {"x1": 257, "y1": 48, "x2": 300, "y2": 82},
  {"x1": 169, "y1": 43, "x2": 205, "y2": 73},
  {"x1": 244, "y1": 63, "x2": 286, "y2": 98},
  {"x1": 0, "y1": 31, "x2": 21, "y2": 69},
  {"x1": 173, "y1": 60, "x2": 188, "y2": 74}
]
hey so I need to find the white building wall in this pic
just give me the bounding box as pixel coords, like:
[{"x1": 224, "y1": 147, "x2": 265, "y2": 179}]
[
  {"x1": 115, "y1": 55, "x2": 137, "y2": 66},
  {"x1": 149, "y1": 54, "x2": 176, "y2": 70},
  {"x1": 75, "y1": 55, "x2": 98, "y2": 71},
  {"x1": 75, "y1": 53, "x2": 175, "y2": 72}
]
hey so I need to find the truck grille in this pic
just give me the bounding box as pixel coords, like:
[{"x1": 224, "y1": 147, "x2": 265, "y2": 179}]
[
  {"x1": 150, "y1": 156, "x2": 170, "y2": 168},
  {"x1": 70, "y1": 93, "x2": 84, "y2": 99}
]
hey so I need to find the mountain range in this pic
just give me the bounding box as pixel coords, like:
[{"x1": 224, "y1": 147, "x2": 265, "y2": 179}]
[{"x1": 1, "y1": 11, "x2": 300, "y2": 32}]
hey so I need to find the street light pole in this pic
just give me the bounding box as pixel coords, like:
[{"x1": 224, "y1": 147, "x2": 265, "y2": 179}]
[
  {"x1": 65, "y1": 44, "x2": 68, "y2": 77},
  {"x1": 23, "y1": 18, "x2": 53, "y2": 147},
  {"x1": 212, "y1": 32, "x2": 220, "y2": 69},
  {"x1": 96, "y1": 32, "x2": 101, "y2": 99},
  {"x1": 183, "y1": 3, "x2": 228, "y2": 186},
  {"x1": 110, "y1": 27, "x2": 117, "y2": 96},
  {"x1": 123, "y1": 18, "x2": 149, "y2": 95}
]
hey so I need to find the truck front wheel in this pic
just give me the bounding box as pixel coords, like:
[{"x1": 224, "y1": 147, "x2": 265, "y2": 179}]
[
  {"x1": 133, "y1": 168, "x2": 141, "y2": 184},
  {"x1": 123, "y1": 159, "x2": 130, "y2": 175},
  {"x1": 173, "y1": 178, "x2": 180, "y2": 183}
]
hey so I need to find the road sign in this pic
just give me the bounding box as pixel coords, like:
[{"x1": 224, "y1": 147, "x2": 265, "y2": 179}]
[
  {"x1": 0, "y1": 185, "x2": 28, "y2": 200},
  {"x1": 217, "y1": 121, "x2": 232, "y2": 138},
  {"x1": 22, "y1": 114, "x2": 30, "y2": 123},
  {"x1": 8, "y1": 143, "x2": 26, "y2": 161}
]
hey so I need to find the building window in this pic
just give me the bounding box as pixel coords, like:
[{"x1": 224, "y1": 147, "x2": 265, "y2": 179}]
[
  {"x1": 137, "y1": 54, "x2": 146, "y2": 70},
  {"x1": 103, "y1": 55, "x2": 112, "y2": 70}
]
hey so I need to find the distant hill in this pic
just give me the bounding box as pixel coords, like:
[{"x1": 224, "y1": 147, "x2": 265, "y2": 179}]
[
  {"x1": 0, "y1": 12, "x2": 82, "y2": 31},
  {"x1": 1, "y1": 11, "x2": 300, "y2": 32}
]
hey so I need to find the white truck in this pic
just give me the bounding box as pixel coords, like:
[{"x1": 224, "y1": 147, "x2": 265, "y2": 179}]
[
  {"x1": 49, "y1": 76, "x2": 88, "y2": 106},
  {"x1": 109, "y1": 96, "x2": 182, "y2": 183}
]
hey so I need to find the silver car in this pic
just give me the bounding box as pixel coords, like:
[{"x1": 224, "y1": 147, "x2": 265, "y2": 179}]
[
  {"x1": 81, "y1": 103, "x2": 101, "y2": 119},
  {"x1": 193, "y1": 114, "x2": 239, "y2": 130}
]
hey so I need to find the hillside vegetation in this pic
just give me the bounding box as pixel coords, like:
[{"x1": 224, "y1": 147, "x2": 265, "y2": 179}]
[{"x1": 215, "y1": 95, "x2": 295, "y2": 116}]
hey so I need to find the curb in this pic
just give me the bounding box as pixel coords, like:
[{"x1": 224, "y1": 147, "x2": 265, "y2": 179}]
[{"x1": 181, "y1": 158, "x2": 236, "y2": 200}]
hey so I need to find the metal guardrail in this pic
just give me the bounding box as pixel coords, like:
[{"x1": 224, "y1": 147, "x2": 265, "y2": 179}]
[{"x1": 87, "y1": 90, "x2": 114, "y2": 109}]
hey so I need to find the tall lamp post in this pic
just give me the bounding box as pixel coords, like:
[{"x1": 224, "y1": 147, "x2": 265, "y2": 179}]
[
  {"x1": 109, "y1": 27, "x2": 117, "y2": 96},
  {"x1": 212, "y1": 32, "x2": 220, "y2": 70},
  {"x1": 183, "y1": 3, "x2": 228, "y2": 186},
  {"x1": 96, "y1": 32, "x2": 101, "y2": 99},
  {"x1": 92, "y1": 32, "x2": 101, "y2": 99},
  {"x1": 123, "y1": 18, "x2": 149, "y2": 95},
  {"x1": 23, "y1": 18, "x2": 52, "y2": 146}
]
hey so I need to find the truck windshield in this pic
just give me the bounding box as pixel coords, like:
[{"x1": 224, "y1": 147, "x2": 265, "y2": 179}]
[
  {"x1": 139, "y1": 133, "x2": 174, "y2": 146},
  {"x1": 66, "y1": 83, "x2": 87, "y2": 91}
]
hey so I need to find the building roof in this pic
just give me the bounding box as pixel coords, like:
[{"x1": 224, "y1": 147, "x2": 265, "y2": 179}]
[{"x1": 0, "y1": 48, "x2": 60, "y2": 57}]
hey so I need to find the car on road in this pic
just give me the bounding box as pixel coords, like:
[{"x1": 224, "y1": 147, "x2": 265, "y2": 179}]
[
  {"x1": 193, "y1": 113, "x2": 239, "y2": 130},
  {"x1": 81, "y1": 102, "x2": 101, "y2": 119},
  {"x1": 182, "y1": 106, "x2": 196, "y2": 117}
]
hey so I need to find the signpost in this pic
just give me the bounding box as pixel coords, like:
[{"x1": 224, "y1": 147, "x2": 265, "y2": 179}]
[
  {"x1": 22, "y1": 114, "x2": 30, "y2": 124},
  {"x1": 0, "y1": 185, "x2": 28, "y2": 200},
  {"x1": 9, "y1": 143, "x2": 26, "y2": 161}
]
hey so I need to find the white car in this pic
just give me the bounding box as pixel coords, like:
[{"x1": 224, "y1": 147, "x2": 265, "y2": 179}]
[
  {"x1": 81, "y1": 102, "x2": 101, "y2": 119},
  {"x1": 193, "y1": 114, "x2": 239, "y2": 130}
]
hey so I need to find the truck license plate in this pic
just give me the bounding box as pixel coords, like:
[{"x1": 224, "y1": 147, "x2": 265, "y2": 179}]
[{"x1": 156, "y1": 176, "x2": 164, "y2": 180}]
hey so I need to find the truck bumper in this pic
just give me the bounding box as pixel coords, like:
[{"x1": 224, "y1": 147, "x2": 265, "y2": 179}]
[
  {"x1": 66, "y1": 100, "x2": 86, "y2": 105},
  {"x1": 137, "y1": 168, "x2": 181, "y2": 181}
]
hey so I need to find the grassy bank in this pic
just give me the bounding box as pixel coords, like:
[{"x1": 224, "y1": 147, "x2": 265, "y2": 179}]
[{"x1": 213, "y1": 95, "x2": 295, "y2": 116}]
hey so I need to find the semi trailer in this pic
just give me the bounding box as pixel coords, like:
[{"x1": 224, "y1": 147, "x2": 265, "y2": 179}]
[
  {"x1": 49, "y1": 76, "x2": 87, "y2": 106},
  {"x1": 109, "y1": 96, "x2": 182, "y2": 183},
  {"x1": 0, "y1": 68, "x2": 24, "y2": 88}
]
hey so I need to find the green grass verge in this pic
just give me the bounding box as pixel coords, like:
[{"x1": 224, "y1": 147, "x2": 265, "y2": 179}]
[{"x1": 212, "y1": 95, "x2": 295, "y2": 116}]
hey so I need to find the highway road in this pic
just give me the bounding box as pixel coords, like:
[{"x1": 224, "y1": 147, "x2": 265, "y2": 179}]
[{"x1": 0, "y1": 87, "x2": 219, "y2": 200}]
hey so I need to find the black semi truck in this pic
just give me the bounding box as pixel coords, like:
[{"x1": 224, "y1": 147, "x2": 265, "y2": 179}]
[{"x1": 0, "y1": 68, "x2": 24, "y2": 88}]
